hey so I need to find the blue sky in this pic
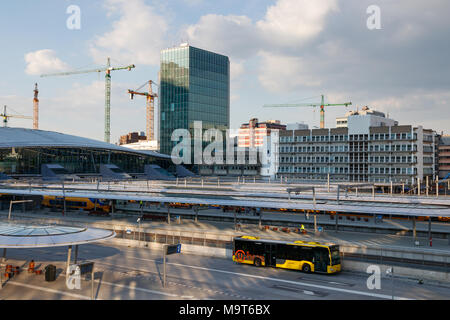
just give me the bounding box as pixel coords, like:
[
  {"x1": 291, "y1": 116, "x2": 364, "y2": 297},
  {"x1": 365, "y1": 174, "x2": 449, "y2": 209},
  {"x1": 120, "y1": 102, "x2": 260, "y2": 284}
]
[{"x1": 1, "y1": 0, "x2": 449, "y2": 143}]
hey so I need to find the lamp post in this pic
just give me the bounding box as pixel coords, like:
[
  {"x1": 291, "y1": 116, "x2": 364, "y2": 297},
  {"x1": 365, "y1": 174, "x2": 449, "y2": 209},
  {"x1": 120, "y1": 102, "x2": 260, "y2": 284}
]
[{"x1": 137, "y1": 217, "x2": 141, "y2": 247}]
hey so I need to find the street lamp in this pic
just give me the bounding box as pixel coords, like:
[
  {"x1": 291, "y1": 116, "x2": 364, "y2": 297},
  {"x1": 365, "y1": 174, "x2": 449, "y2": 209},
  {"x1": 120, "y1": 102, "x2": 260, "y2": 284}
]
[{"x1": 137, "y1": 217, "x2": 141, "y2": 246}]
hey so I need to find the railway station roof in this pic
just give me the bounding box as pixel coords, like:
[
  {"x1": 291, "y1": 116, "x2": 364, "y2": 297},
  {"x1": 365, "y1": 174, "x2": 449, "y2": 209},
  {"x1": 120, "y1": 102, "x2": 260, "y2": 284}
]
[
  {"x1": 0, "y1": 187, "x2": 449, "y2": 218},
  {"x1": 0, "y1": 222, "x2": 116, "y2": 248},
  {"x1": 0, "y1": 127, "x2": 171, "y2": 160}
]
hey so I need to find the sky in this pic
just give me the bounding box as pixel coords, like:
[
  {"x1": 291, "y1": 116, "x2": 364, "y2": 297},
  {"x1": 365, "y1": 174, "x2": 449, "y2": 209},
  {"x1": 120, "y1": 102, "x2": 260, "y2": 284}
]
[{"x1": 0, "y1": 0, "x2": 449, "y2": 143}]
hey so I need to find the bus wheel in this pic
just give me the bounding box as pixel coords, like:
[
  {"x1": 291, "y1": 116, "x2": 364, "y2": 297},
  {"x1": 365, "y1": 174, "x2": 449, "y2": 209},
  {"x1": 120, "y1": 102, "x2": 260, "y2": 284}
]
[
  {"x1": 254, "y1": 258, "x2": 262, "y2": 267},
  {"x1": 302, "y1": 264, "x2": 311, "y2": 273}
]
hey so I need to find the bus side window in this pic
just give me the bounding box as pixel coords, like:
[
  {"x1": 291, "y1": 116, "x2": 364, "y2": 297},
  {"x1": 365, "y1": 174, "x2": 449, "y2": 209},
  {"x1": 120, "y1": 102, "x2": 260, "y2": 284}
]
[
  {"x1": 301, "y1": 248, "x2": 313, "y2": 261},
  {"x1": 253, "y1": 242, "x2": 264, "y2": 256},
  {"x1": 235, "y1": 240, "x2": 246, "y2": 252},
  {"x1": 277, "y1": 245, "x2": 287, "y2": 260}
]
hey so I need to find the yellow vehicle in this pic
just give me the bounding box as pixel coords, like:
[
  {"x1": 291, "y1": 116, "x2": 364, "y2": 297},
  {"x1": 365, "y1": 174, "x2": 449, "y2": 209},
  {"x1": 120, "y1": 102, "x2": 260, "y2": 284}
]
[
  {"x1": 41, "y1": 195, "x2": 110, "y2": 213},
  {"x1": 233, "y1": 236, "x2": 341, "y2": 274}
]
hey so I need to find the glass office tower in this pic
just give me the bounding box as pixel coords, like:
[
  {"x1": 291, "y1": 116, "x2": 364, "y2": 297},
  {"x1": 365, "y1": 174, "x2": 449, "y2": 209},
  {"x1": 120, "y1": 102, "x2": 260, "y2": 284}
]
[{"x1": 159, "y1": 44, "x2": 230, "y2": 157}]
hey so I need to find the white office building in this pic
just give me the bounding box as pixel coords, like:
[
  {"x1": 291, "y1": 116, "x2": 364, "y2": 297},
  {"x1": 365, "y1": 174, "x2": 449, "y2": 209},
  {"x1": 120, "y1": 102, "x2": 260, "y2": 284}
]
[{"x1": 278, "y1": 108, "x2": 438, "y2": 184}]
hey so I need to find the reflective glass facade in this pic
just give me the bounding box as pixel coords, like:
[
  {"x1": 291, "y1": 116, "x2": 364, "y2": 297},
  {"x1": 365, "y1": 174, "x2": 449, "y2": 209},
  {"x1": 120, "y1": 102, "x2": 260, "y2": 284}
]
[
  {"x1": 159, "y1": 45, "x2": 230, "y2": 156},
  {"x1": 0, "y1": 147, "x2": 171, "y2": 175}
]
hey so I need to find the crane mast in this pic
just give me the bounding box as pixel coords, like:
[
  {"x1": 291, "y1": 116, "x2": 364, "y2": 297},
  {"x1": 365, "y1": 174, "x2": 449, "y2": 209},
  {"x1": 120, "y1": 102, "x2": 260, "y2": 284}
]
[
  {"x1": 40, "y1": 57, "x2": 135, "y2": 143},
  {"x1": 105, "y1": 58, "x2": 112, "y2": 143},
  {"x1": 1, "y1": 105, "x2": 32, "y2": 127},
  {"x1": 128, "y1": 80, "x2": 158, "y2": 141},
  {"x1": 33, "y1": 83, "x2": 39, "y2": 129}
]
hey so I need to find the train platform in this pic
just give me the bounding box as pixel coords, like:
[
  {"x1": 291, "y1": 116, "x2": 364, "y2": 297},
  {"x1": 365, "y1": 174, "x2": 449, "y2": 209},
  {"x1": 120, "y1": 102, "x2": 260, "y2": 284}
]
[{"x1": 1, "y1": 206, "x2": 450, "y2": 254}]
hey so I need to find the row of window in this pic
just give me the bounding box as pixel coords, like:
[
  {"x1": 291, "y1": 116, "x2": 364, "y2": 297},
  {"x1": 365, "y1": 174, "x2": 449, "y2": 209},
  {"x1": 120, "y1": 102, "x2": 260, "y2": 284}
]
[
  {"x1": 279, "y1": 166, "x2": 349, "y2": 174},
  {"x1": 189, "y1": 47, "x2": 229, "y2": 66},
  {"x1": 280, "y1": 155, "x2": 417, "y2": 164},
  {"x1": 280, "y1": 156, "x2": 348, "y2": 163},
  {"x1": 160, "y1": 67, "x2": 189, "y2": 81},
  {"x1": 278, "y1": 166, "x2": 416, "y2": 175},
  {"x1": 189, "y1": 68, "x2": 228, "y2": 83},
  {"x1": 280, "y1": 133, "x2": 416, "y2": 143},
  {"x1": 280, "y1": 145, "x2": 348, "y2": 153},
  {"x1": 370, "y1": 167, "x2": 416, "y2": 175},
  {"x1": 350, "y1": 133, "x2": 414, "y2": 141},
  {"x1": 190, "y1": 75, "x2": 229, "y2": 91},
  {"x1": 280, "y1": 135, "x2": 347, "y2": 143},
  {"x1": 280, "y1": 144, "x2": 418, "y2": 153},
  {"x1": 190, "y1": 58, "x2": 228, "y2": 75},
  {"x1": 190, "y1": 84, "x2": 228, "y2": 99},
  {"x1": 161, "y1": 47, "x2": 189, "y2": 61},
  {"x1": 189, "y1": 92, "x2": 228, "y2": 107}
]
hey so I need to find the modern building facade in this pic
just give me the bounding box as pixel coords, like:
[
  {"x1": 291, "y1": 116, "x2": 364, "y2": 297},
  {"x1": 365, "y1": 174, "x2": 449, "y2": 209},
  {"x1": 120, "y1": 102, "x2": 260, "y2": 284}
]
[
  {"x1": 159, "y1": 44, "x2": 230, "y2": 157},
  {"x1": 278, "y1": 109, "x2": 438, "y2": 184}
]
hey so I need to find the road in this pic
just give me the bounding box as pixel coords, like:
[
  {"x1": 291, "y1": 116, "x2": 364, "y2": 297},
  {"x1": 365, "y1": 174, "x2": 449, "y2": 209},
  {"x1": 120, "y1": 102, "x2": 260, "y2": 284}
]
[{"x1": 1, "y1": 242, "x2": 449, "y2": 300}]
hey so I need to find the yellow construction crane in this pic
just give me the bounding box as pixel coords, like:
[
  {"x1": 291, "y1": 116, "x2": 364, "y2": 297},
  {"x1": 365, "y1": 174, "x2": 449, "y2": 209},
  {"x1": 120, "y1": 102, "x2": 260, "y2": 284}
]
[
  {"x1": 1, "y1": 105, "x2": 32, "y2": 127},
  {"x1": 128, "y1": 80, "x2": 158, "y2": 141},
  {"x1": 263, "y1": 94, "x2": 352, "y2": 129}
]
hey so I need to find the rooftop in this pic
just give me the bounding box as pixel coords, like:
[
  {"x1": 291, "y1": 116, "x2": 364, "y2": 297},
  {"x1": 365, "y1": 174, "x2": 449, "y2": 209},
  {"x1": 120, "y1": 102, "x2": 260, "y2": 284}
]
[{"x1": 0, "y1": 127, "x2": 171, "y2": 160}]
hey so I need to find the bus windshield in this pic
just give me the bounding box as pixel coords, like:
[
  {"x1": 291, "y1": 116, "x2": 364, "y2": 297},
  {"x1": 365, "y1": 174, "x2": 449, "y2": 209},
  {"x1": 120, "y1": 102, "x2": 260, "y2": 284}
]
[{"x1": 330, "y1": 246, "x2": 340, "y2": 265}]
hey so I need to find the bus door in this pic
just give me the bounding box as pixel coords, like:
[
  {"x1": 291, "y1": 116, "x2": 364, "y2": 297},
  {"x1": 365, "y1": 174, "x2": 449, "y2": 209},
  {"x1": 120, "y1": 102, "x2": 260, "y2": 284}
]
[
  {"x1": 264, "y1": 243, "x2": 277, "y2": 267},
  {"x1": 313, "y1": 248, "x2": 329, "y2": 272}
]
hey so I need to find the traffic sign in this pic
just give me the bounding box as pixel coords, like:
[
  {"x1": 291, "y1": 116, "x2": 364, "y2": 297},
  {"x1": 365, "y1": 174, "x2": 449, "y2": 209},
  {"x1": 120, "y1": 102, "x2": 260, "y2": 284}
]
[
  {"x1": 166, "y1": 243, "x2": 181, "y2": 255},
  {"x1": 79, "y1": 262, "x2": 94, "y2": 275}
]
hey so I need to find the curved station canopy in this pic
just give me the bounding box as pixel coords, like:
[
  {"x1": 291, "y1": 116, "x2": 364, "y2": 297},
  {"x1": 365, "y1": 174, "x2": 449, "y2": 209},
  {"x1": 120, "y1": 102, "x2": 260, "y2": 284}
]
[{"x1": 0, "y1": 222, "x2": 116, "y2": 248}]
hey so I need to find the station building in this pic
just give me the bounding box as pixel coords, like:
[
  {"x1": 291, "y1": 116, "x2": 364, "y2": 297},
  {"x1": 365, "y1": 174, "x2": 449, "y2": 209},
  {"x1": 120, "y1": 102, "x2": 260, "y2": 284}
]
[{"x1": 0, "y1": 127, "x2": 174, "y2": 178}]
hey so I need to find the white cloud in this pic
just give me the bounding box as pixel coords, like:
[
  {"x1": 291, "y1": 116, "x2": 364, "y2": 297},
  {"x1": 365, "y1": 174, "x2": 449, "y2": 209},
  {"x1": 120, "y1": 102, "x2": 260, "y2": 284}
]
[
  {"x1": 258, "y1": 52, "x2": 322, "y2": 92},
  {"x1": 24, "y1": 49, "x2": 69, "y2": 75},
  {"x1": 89, "y1": 0, "x2": 169, "y2": 66},
  {"x1": 230, "y1": 61, "x2": 245, "y2": 80},
  {"x1": 184, "y1": 0, "x2": 339, "y2": 55},
  {"x1": 185, "y1": 14, "x2": 260, "y2": 60},
  {"x1": 183, "y1": 0, "x2": 339, "y2": 85},
  {"x1": 257, "y1": 0, "x2": 338, "y2": 45}
]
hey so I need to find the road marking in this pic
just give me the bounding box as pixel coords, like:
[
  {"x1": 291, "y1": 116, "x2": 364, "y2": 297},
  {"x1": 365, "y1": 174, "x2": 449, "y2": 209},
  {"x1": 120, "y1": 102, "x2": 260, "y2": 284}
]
[
  {"x1": 98, "y1": 280, "x2": 179, "y2": 298},
  {"x1": 8, "y1": 268, "x2": 179, "y2": 299},
  {"x1": 128, "y1": 257, "x2": 411, "y2": 300},
  {"x1": 7, "y1": 282, "x2": 91, "y2": 300},
  {"x1": 96, "y1": 260, "x2": 250, "y2": 300},
  {"x1": 297, "y1": 276, "x2": 354, "y2": 287},
  {"x1": 303, "y1": 290, "x2": 315, "y2": 295}
]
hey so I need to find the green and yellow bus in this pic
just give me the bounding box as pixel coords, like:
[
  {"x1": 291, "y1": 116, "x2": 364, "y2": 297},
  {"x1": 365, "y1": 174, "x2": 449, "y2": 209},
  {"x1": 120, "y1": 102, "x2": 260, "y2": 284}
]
[{"x1": 233, "y1": 236, "x2": 341, "y2": 274}]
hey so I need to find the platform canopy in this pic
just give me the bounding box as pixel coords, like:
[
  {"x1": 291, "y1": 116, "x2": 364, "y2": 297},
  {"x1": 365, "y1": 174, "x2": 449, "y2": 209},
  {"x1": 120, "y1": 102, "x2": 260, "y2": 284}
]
[{"x1": 0, "y1": 223, "x2": 115, "y2": 248}]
